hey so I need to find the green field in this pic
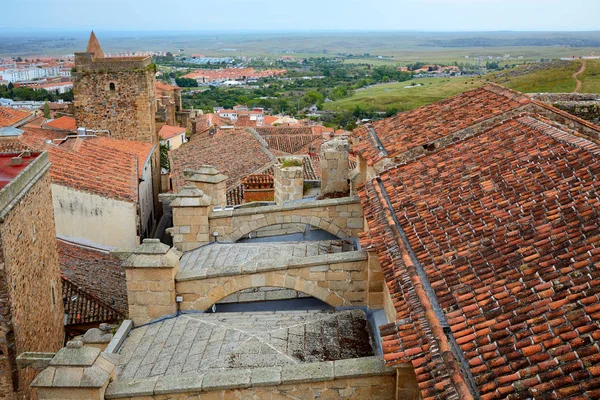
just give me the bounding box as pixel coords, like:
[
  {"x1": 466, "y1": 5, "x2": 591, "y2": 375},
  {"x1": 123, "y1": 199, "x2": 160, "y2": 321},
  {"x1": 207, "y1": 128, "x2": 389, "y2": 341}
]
[
  {"x1": 581, "y1": 60, "x2": 600, "y2": 93},
  {"x1": 324, "y1": 77, "x2": 486, "y2": 112},
  {"x1": 325, "y1": 60, "x2": 600, "y2": 112}
]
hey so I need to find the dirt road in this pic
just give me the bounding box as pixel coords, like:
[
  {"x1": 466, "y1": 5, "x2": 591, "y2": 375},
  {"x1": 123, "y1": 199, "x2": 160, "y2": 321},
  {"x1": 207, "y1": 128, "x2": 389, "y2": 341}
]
[{"x1": 573, "y1": 60, "x2": 587, "y2": 93}]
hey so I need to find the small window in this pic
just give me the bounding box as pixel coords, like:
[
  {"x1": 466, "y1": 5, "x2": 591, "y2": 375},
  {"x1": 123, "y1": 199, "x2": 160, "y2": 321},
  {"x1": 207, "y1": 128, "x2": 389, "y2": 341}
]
[
  {"x1": 181, "y1": 134, "x2": 185, "y2": 142},
  {"x1": 167, "y1": 139, "x2": 171, "y2": 149},
  {"x1": 109, "y1": 82, "x2": 116, "y2": 91}
]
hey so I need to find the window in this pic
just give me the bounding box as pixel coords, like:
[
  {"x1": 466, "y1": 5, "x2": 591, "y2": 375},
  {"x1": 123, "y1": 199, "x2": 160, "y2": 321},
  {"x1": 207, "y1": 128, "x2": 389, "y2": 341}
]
[
  {"x1": 166, "y1": 139, "x2": 171, "y2": 149},
  {"x1": 109, "y1": 82, "x2": 116, "y2": 91},
  {"x1": 181, "y1": 134, "x2": 185, "y2": 143}
]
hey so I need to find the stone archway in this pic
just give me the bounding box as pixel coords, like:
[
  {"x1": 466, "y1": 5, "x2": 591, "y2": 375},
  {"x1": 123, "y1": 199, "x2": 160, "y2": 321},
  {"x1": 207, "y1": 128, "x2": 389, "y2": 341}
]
[
  {"x1": 228, "y1": 215, "x2": 349, "y2": 243},
  {"x1": 180, "y1": 270, "x2": 349, "y2": 311}
]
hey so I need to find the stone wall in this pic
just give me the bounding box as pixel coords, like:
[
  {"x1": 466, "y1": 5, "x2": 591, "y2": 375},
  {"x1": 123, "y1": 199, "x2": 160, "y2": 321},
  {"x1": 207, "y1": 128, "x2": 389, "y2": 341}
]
[
  {"x1": 108, "y1": 375, "x2": 395, "y2": 399},
  {"x1": 529, "y1": 93, "x2": 600, "y2": 125},
  {"x1": 104, "y1": 356, "x2": 397, "y2": 400},
  {"x1": 321, "y1": 138, "x2": 350, "y2": 197},
  {"x1": 73, "y1": 61, "x2": 157, "y2": 144},
  {"x1": 0, "y1": 154, "x2": 65, "y2": 399},
  {"x1": 209, "y1": 197, "x2": 364, "y2": 242}
]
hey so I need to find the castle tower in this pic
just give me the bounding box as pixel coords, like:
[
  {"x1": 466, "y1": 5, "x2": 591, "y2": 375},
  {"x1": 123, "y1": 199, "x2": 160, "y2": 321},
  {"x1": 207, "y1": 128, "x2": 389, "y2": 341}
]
[{"x1": 73, "y1": 32, "x2": 157, "y2": 144}]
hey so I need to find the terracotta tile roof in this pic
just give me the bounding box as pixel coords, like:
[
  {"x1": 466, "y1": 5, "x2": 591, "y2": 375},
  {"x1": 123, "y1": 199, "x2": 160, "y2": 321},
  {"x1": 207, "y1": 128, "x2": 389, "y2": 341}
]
[
  {"x1": 0, "y1": 106, "x2": 31, "y2": 128},
  {"x1": 58, "y1": 240, "x2": 128, "y2": 315},
  {"x1": 155, "y1": 81, "x2": 180, "y2": 93},
  {"x1": 241, "y1": 173, "x2": 274, "y2": 186},
  {"x1": 255, "y1": 126, "x2": 323, "y2": 155},
  {"x1": 194, "y1": 113, "x2": 230, "y2": 134},
  {"x1": 353, "y1": 84, "x2": 531, "y2": 166},
  {"x1": 159, "y1": 124, "x2": 186, "y2": 140},
  {"x1": 44, "y1": 116, "x2": 77, "y2": 131},
  {"x1": 19, "y1": 127, "x2": 142, "y2": 202},
  {"x1": 263, "y1": 115, "x2": 279, "y2": 125},
  {"x1": 170, "y1": 128, "x2": 274, "y2": 192},
  {"x1": 62, "y1": 277, "x2": 124, "y2": 326},
  {"x1": 359, "y1": 115, "x2": 600, "y2": 399}
]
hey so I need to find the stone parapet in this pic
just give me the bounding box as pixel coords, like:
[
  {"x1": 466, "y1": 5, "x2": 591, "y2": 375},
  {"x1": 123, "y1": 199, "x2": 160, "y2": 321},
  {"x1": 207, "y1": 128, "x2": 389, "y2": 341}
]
[
  {"x1": 183, "y1": 166, "x2": 228, "y2": 208},
  {"x1": 163, "y1": 186, "x2": 212, "y2": 252},
  {"x1": 122, "y1": 239, "x2": 180, "y2": 325},
  {"x1": 321, "y1": 138, "x2": 350, "y2": 196},
  {"x1": 104, "y1": 356, "x2": 395, "y2": 399},
  {"x1": 32, "y1": 340, "x2": 117, "y2": 400}
]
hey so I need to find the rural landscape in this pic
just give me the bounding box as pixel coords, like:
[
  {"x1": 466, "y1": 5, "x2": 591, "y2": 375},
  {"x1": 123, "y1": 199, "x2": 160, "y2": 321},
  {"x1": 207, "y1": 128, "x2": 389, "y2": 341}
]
[{"x1": 1, "y1": 1, "x2": 600, "y2": 399}]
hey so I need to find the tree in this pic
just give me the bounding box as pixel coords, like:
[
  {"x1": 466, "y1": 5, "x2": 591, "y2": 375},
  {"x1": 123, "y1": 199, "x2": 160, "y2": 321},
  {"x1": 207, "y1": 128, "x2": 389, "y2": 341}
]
[
  {"x1": 43, "y1": 102, "x2": 51, "y2": 119},
  {"x1": 7, "y1": 82, "x2": 14, "y2": 90},
  {"x1": 160, "y1": 143, "x2": 170, "y2": 171}
]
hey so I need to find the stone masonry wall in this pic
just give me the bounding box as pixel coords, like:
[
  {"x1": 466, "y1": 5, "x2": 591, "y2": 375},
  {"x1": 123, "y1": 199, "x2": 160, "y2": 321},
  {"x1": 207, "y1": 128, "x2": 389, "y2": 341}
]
[
  {"x1": 321, "y1": 139, "x2": 350, "y2": 196},
  {"x1": 112, "y1": 375, "x2": 396, "y2": 400},
  {"x1": 209, "y1": 197, "x2": 364, "y2": 242},
  {"x1": 73, "y1": 67, "x2": 157, "y2": 144},
  {"x1": 274, "y1": 163, "x2": 304, "y2": 205},
  {"x1": 0, "y1": 169, "x2": 65, "y2": 399}
]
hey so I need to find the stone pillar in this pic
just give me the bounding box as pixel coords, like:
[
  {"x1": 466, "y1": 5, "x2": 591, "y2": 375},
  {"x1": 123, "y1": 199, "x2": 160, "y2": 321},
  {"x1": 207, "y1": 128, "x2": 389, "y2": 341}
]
[
  {"x1": 165, "y1": 186, "x2": 212, "y2": 252},
  {"x1": 31, "y1": 340, "x2": 116, "y2": 400},
  {"x1": 274, "y1": 157, "x2": 304, "y2": 205},
  {"x1": 122, "y1": 239, "x2": 180, "y2": 326},
  {"x1": 320, "y1": 138, "x2": 349, "y2": 197},
  {"x1": 183, "y1": 166, "x2": 228, "y2": 208}
]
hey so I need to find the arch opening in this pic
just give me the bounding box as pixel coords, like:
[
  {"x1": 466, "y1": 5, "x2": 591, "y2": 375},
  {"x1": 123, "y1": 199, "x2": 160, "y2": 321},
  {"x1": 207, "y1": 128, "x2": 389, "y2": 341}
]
[{"x1": 208, "y1": 287, "x2": 332, "y2": 313}]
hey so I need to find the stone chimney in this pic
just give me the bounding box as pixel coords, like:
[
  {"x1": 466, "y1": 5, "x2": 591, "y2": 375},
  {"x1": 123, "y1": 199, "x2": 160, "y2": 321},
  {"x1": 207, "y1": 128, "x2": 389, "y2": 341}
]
[
  {"x1": 165, "y1": 186, "x2": 212, "y2": 252},
  {"x1": 274, "y1": 157, "x2": 304, "y2": 205},
  {"x1": 320, "y1": 138, "x2": 349, "y2": 197},
  {"x1": 31, "y1": 340, "x2": 116, "y2": 400},
  {"x1": 122, "y1": 239, "x2": 180, "y2": 326},
  {"x1": 183, "y1": 166, "x2": 228, "y2": 208}
]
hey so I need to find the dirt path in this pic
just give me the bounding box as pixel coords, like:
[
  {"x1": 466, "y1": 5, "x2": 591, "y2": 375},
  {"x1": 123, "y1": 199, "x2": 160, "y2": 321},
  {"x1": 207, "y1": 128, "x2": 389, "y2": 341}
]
[{"x1": 573, "y1": 60, "x2": 587, "y2": 93}]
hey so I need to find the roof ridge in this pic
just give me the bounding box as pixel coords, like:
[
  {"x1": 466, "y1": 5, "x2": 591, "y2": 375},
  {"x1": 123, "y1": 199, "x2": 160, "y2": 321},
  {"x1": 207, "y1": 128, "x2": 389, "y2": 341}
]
[{"x1": 516, "y1": 114, "x2": 600, "y2": 156}]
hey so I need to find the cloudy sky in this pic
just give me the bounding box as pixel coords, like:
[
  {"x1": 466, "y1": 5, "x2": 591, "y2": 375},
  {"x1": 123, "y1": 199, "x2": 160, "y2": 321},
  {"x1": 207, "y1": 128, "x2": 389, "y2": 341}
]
[{"x1": 2, "y1": 0, "x2": 599, "y2": 31}]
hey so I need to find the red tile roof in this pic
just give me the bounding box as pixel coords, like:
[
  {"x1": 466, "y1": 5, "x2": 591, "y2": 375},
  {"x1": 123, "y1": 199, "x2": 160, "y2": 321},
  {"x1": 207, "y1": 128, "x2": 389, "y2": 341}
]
[
  {"x1": 18, "y1": 127, "x2": 145, "y2": 202},
  {"x1": 359, "y1": 114, "x2": 600, "y2": 399},
  {"x1": 0, "y1": 152, "x2": 42, "y2": 189},
  {"x1": 44, "y1": 116, "x2": 77, "y2": 131},
  {"x1": 0, "y1": 106, "x2": 31, "y2": 128},
  {"x1": 155, "y1": 81, "x2": 181, "y2": 93},
  {"x1": 159, "y1": 124, "x2": 186, "y2": 140},
  {"x1": 353, "y1": 84, "x2": 531, "y2": 166},
  {"x1": 58, "y1": 240, "x2": 128, "y2": 316},
  {"x1": 170, "y1": 128, "x2": 274, "y2": 192},
  {"x1": 62, "y1": 277, "x2": 124, "y2": 326}
]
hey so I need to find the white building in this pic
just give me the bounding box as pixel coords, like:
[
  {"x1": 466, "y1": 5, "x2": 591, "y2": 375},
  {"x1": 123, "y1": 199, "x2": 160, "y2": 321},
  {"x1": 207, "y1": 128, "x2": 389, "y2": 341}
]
[{"x1": 0, "y1": 66, "x2": 60, "y2": 83}]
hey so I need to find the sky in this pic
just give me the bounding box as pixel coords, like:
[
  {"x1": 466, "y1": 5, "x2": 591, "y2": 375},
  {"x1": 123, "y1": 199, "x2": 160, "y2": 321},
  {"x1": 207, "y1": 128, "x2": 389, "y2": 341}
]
[{"x1": 1, "y1": 0, "x2": 599, "y2": 32}]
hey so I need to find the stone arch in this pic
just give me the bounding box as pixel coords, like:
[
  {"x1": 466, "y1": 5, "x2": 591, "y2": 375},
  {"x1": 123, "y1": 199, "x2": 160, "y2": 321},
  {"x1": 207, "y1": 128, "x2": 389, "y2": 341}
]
[
  {"x1": 229, "y1": 215, "x2": 349, "y2": 243},
  {"x1": 186, "y1": 272, "x2": 347, "y2": 311},
  {"x1": 109, "y1": 82, "x2": 116, "y2": 91}
]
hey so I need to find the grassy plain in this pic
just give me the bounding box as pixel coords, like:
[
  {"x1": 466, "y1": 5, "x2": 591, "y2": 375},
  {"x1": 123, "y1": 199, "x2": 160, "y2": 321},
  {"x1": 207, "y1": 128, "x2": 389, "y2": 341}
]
[
  {"x1": 325, "y1": 60, "x2": 600, "y2": 112},
  {"x1": 580, "y1": 60, "x2": 600, "y2": 93},
  {"x1": 324, "y1": 77, "x2": 485, "y2": 112}
]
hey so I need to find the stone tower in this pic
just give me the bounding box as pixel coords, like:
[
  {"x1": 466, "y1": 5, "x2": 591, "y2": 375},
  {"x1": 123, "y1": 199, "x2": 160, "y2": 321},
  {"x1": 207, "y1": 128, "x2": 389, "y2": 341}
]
[
  {"x1": 73, "y1": 32, "x2": 157, "y2": 143},
  {"x1": 73, "y1": 32, "x2": 161, "y2": 216}
]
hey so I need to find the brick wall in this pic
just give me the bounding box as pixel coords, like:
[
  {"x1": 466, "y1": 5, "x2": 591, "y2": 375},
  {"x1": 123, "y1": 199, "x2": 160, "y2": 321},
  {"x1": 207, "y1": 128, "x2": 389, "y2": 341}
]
[{"x1": 0, "y1": 158, "x2": 65, "y2": 399}]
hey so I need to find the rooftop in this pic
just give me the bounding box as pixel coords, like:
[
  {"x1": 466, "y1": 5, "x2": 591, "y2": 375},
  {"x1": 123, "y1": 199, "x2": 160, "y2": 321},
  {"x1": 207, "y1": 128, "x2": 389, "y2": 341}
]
[
  {"x1": 353, "y1": 84, "x2": 531, "y2": 166},
  {"x1": 178, "y1": 240, "x2": 355, "y2": 281},
  {"x1": 159, "y1": 125, "x2": 186, "y2": 140},
  {"x1": 359, "y1": 113, "x2": 600, "y2": 399},
  {"x1": 0, "y1": 106, "x2": 31, "y2": 128},
  {"x1": 0, "y1": 151, "x2": 41, "y2": 189},
  {"x1": 114, "y1": 310, "x2": 374, "y2": 382},
  {"x1": 44, "y1": 116, "x2": 77, "y2": 131}
]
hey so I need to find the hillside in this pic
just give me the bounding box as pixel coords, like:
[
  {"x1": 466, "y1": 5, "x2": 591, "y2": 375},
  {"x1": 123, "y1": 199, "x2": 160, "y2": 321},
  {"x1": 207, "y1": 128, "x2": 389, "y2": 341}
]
[{"x1": 325, "y1": 60, "x2": 600, "y2": 113}]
